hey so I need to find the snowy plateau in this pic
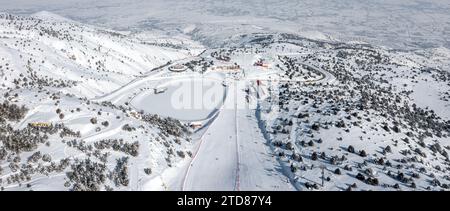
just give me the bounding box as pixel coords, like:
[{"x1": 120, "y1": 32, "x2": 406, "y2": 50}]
[{"x1": 0, "y1": 1, "x2": 450, "y2": 191}]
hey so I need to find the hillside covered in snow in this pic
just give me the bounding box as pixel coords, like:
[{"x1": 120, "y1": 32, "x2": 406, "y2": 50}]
[
  {"x1": 0, "y1": 2, "x2": 449, "y2": 191},
  {"x1": 0, "y1": 13, "x2": 203, "y2": 191}
]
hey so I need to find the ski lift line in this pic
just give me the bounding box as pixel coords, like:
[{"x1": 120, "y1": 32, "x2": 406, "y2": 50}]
[{"x1": 234, "y1": 81, "x2": 241, "y2": 191}]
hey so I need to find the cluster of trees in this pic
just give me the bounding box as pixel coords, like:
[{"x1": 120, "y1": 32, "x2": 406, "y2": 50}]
[
  {"x1": 110, "y1": 157, "x2": 129, "y2": 187},
  {"x1": 13, "y1": 67, "x2": 77, "y2": 89},
  {"x1": 210, "y1": 49, "x2": 232, "y2": 62},
  {"x1": 1, "y1": 157, "x2": 70, "y2": 189},
  {"x1": 0, "y1": 124, "x2": 49, "y2": 153},
  {"x1": 142, "y1": 114, "x2": 189, "y2": 137},
  {"x1": 59, "y1": 127, "x2": 81, "y2": 138},
  {"x1": 93, "y1": 139, "x2": 139, "y2": 157},
  {"x1": 279, "y1": 56, "x2": 323, "y2": 80},
  {"x1": 66, "y1": 158, "x2": 107, "y2": 191},
  {"x1": 141, "y1": 41, "x2": 187, "y2": 50},
  {"x1": 184, "y1": 58, "x2": 213, "y2": 73},
  {"x1": 0, "y1": 101, "x2": 28, "y2": 122},
  {"x1": 65, "y1": 156, "x2": 133, "y2": 191}
]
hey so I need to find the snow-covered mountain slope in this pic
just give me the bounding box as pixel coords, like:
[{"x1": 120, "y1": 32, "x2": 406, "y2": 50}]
[
  {"x1": 0, "y1": 13, "x2": 203, "y2": 191},
  {"x1": 87, "y1": 31, "x2": 449, "y2": 191},
  {"x1": 1, "y1": 88, "x2": 193, "y2": 191},
  {"x1": 242, "y1": 34, "x2": 450, "y2": 191},
  {"x1": 0, "y1": 12, "x2": 204, "y2": 98},
  {"x1": 1, "y1": 11, "x2": 449, "y2": 191}
]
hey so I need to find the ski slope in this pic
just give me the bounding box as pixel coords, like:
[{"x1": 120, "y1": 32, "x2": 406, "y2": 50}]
[
  {"x1": 182, "y1": 79, "x2": 298, "y2": 191},
  {"x1": 236, "y1": 95, "x2": 296, "y2": 191},
  {"x1": 182, "y1": 82, "x2": 240, "y2": 191}
]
